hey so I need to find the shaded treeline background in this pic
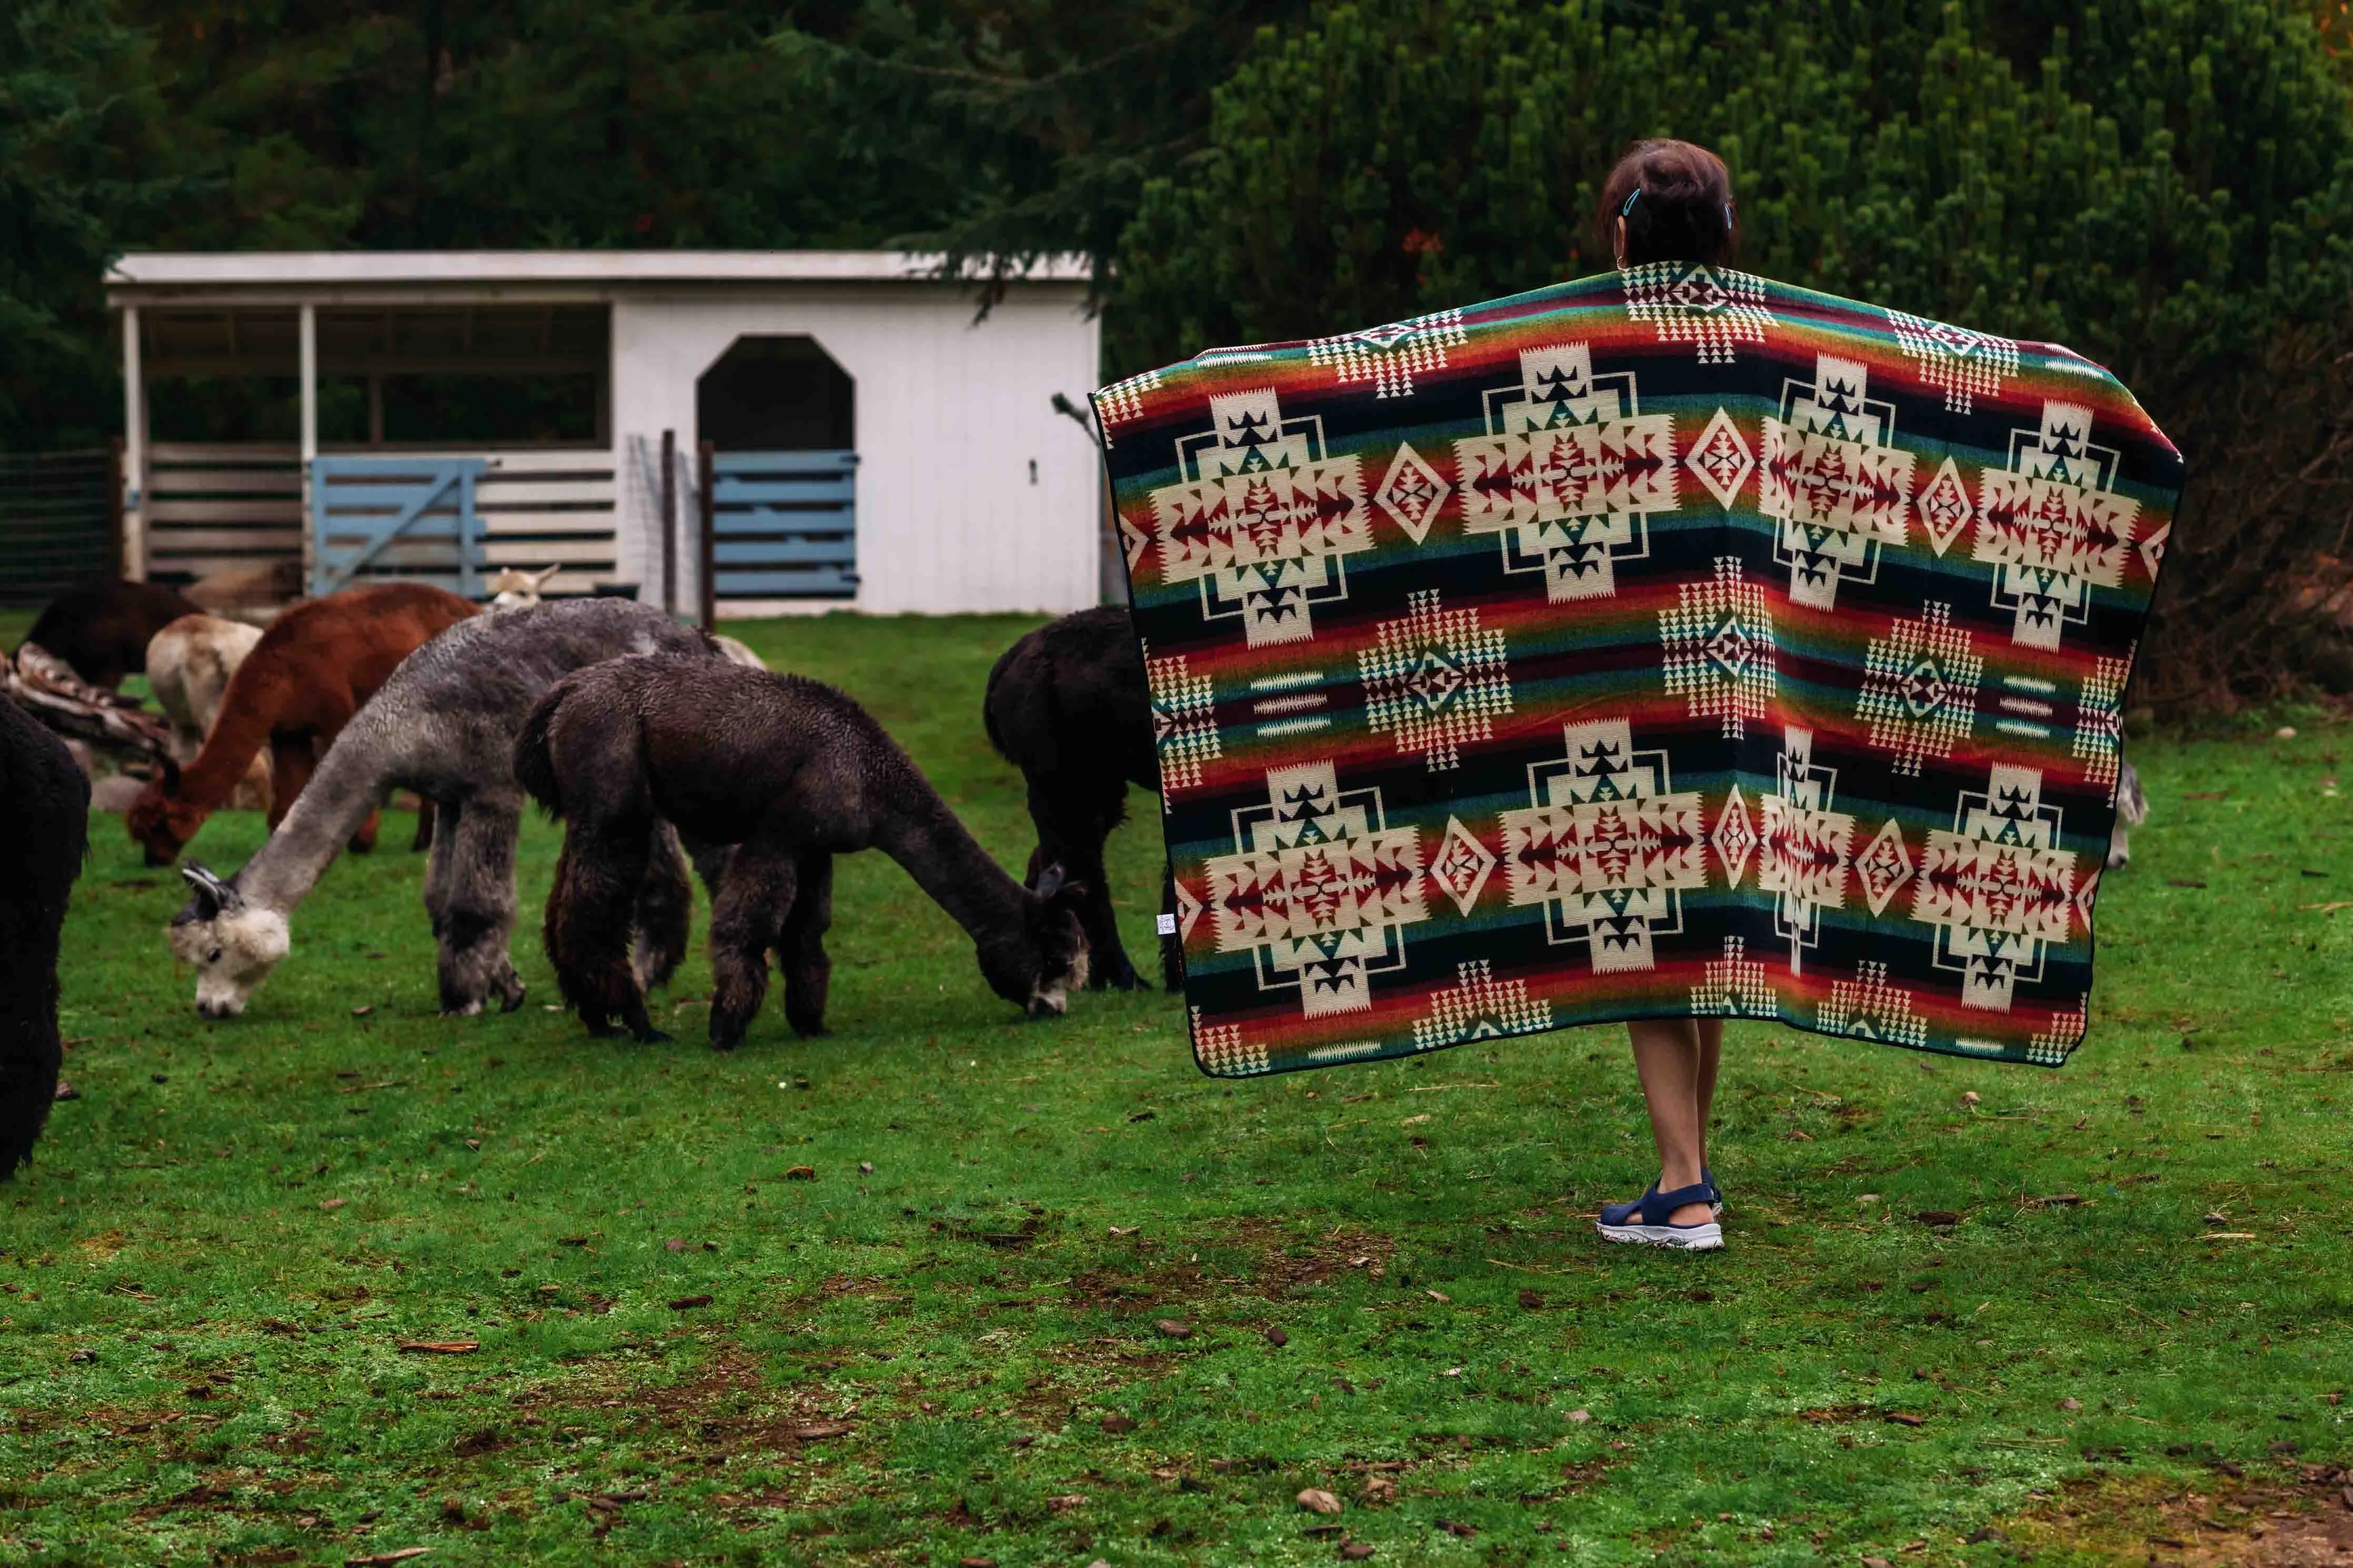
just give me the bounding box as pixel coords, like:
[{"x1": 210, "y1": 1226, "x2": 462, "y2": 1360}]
[{"x1": 4, "y1": 0, "x2": 2350, "y2": 713}]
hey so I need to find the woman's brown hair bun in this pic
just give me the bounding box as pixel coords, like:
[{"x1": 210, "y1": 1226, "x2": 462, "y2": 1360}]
[{"x1": 1595, "y1": 139, "x2": 1739, "y2": 269}]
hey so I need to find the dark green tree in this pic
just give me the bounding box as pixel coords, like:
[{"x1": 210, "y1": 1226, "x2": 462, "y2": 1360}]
[{"x1": 0, "y1": 0, "x2": 179, "y2": 447}]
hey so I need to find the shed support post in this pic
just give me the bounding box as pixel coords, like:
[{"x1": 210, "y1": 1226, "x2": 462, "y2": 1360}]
[
  {"x1": 299, "y1": 303, "x2": 318, "y2": 592},
  {"x1": 659, "y1": 428, "x2": 677, "y2": 616},
  {"x1": 120, "y1": 305, "x2": 146, "y2": 580},
  {"x1": 697, "y1": 441, "x2": 716, "y2": 630}
]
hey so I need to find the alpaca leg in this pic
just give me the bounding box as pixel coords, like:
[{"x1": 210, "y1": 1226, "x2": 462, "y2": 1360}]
[
  {"x1": 1031, "y1": 782, "x2": 1136, "y2": 989},
  {"x1": 630, "y1": 821, "x2": 694, "y2": 996},
  {"x1": 267, "y1": 735, "x2": 315, "y2": 833},
  {"x1": 411, "y1": 796, "x2": 436, "y2": 853},
  {"x1": 546, "y1": 816, "x2": 665, "y2": 1041},
  {"x1": 430, "y1": 793, "x2": 529, "y2": 1017},
  {"x1": 709, "y1": 847, "x2": 797, "y2": 1052},
  {"x1": 776, "y1": 851, "x2": 834, "y2": 1039}
]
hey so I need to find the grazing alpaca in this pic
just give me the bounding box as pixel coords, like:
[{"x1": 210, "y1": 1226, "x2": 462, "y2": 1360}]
[
  {"x1": 984, "y1": 606, "x2": 1179, "y2": 990},
  {"x1": 517, "y1": 656, "x2": 1089, "y2": 1047},
  {"x1": 23, "y1": 578, "x2": 204, "y2": 690},
  {"x1": 126, "y1": 583, "x2": 476, "y2": 865},
  {"x1": 2108, "y1": 758, "x2": 2148, "y2": 870},
  {"x1": 166, "y1": 600, "x2": 719, "y2": 1019},
  {"x1": 147, "y1": 614, "x2": 272, "y2": 812},
  {"x1": 0, "y1": 695, "x2": 88, "y2": 1175}
]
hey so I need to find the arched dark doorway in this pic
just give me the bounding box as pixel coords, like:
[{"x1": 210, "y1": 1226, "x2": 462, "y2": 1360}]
[
  {"x1": 693, "y1": 336, "x2": 859, "y2": 610},
  {"x1": 697, "y1": 335, "x2": 853, "y2": 451}
]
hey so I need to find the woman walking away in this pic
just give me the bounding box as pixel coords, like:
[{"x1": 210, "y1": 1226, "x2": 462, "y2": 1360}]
[{"x1": 1591, "y1": 139, "x2": 1741, "y2": 1252}]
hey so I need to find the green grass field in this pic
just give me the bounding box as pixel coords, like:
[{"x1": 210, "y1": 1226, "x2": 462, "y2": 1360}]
[{"x1": 2, "y1": 612, "x2": 2347, "y2": 1567}]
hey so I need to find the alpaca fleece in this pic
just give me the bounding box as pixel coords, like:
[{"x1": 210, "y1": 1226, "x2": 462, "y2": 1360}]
[
  {"x1": 167, "y1": 599, "x2": 718, "y2": 1019},
  {"x1": 984, "y1": 606, "x2": 1180, "y2": 990},
  {"x1": 0, "y1": 694, "x2": 88, "y2": 1174},
  {"x1": 518, "y1": 656, "x2": 1089, "y2": 1047},
  {"x1": 1095, "y1": 267, "x2": 2181, "y2": 1076}
]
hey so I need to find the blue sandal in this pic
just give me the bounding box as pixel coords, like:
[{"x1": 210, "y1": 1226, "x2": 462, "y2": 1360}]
[
  {"x1": 1705, "y1": 1164, "x2": 1725, "y2": 1218},
  {"x1": 1597, "y1": 1180, "x2": 1724, "y2": 1250}
]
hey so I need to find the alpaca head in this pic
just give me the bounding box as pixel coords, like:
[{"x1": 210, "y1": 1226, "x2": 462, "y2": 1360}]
[
  {"x1": 167, "y1": 865, "x2": 289, "y2": 1018},
  {"x1": 126, "y1": 759, "x2": 207, "y2": 866},
  {"x1": 979, "y1": 863, "x2": 1090, "y2": 1017},
  {"x1": 488, "y1": 564, "x2": 561, "y2": 606}
]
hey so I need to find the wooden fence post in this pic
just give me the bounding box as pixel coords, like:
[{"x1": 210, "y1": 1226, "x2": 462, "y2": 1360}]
[
  {"x1": 659, "y1": 428, "x2": 677, "y2": 615},
  {"x1": 107, "y1": 437, "x2": 127, "y2": 580},
  {"x1": 697, "y1": 440, "x2": 716, "y2": 630}
]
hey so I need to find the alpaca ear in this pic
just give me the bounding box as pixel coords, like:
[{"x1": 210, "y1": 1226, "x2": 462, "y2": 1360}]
[
  {"x1": 1035, "y1": 863, "x2": 1090, "y2": 911},
  {"x1": 1033, "y1": 862, "x2": 1067, "y2": 900},
  {"x1": 178, "y1": 863, "x2": 239, "y2": 917},
  {"x1": 532, "y1": 564, "x2": 560, "y2": 589}
]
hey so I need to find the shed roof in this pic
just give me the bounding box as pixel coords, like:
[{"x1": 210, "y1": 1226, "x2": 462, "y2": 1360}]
[{"x1": 107, "y1": 250, "x2": 1094, "y2": 306}]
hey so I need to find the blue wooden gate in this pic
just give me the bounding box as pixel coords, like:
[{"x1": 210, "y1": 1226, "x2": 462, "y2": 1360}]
[
  {"x1": 309, "y1": 456, "x2": 487, "y2": 598},
  {"x1": 707, "y1": 449, "x2": 858, "y2": 602}
]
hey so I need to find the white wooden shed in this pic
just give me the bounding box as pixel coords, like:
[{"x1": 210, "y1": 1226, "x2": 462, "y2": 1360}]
[{"x1": 103, "y1": 251, "x2": 1107, "y2": 617}]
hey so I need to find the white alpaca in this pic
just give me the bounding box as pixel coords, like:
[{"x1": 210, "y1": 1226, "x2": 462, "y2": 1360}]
[
  {"x1": 146, "y1": 614, "x2": 272, "y2": 811},
  {"x1": 487, "y1": 564, "x2": 562, "y2": 606},
  {"x1": 481, "y1": 567, "x2": 768, "y2": 669}
]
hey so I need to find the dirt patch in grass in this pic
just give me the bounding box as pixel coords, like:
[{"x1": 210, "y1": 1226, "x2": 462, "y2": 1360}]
[
  {"x1": 2005, "y1": 1463, "x2": 2353, "y2": 1565},
  {"x1": 529, "y1": 1344, "x2": 842, "y2": 1459},
  {"x1": 1064, "y1": 1221, "x2": 1397, "y2": 1316}
]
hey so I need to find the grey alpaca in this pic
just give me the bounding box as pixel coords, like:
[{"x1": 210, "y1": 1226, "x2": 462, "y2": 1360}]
[
  {"x1": 168, "y1": 600, "x2": 720, "y2": 1019},
  {"x1": 515, "y1": 655, "x2": 1090, "y2": 1048}
]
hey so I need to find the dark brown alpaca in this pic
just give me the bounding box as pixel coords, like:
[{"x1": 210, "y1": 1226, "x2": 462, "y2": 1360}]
[
  {"x1": 515, "y1": 655, "x2": 1090, "y2": 1048},
  {"x1": 126, "y1": 583, "x2": 477, "y2": 865},
  {"x1": 984, "y1": 606, "x2": 1181, "y2": 990},
  {"x1": 23, "y1": 578, "x2": 203, "y2": 689},
  {"x1": 0, "y1": 694, "x2": 88, "y2": 1175}
]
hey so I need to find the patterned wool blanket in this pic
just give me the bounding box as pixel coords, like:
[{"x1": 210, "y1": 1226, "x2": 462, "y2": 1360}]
[{"x1": 1093, "y1": 266, "x2": 2181, "y2": 1078}]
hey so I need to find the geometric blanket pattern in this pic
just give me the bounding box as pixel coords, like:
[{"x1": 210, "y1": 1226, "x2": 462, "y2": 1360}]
[{"x1": 1095, "y1": 267, "x2": 2181, "y2": 1077}]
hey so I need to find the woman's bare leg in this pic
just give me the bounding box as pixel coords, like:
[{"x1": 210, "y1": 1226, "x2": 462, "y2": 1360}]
[
  {"x1": 1695, "y1": 1017, "x2": 1724, "y2": 1168},
  {"x1": 1627, "y1": 1019, "x2": 1715, "y2": 1226}
]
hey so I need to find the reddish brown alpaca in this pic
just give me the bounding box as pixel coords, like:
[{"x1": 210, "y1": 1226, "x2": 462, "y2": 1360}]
[{"x1": 127, "y1": 583, "x2": 477, "y2": 865}]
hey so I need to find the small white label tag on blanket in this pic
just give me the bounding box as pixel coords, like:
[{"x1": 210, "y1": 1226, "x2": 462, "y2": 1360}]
[{"x1": 1157, "y1": 913, "x2": 1178, "y2": 936}]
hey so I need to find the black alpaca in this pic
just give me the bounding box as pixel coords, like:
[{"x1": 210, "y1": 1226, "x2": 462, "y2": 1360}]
[
  {"x1": 24, "y1": 578, "x2": 204, "y2": 690},
  {"x1": 983, "y1": 606, "x2": 1180, "y2": 990},
  {"x1": 1, "y1": 695, "x2": 89, "y2": 1175},
  {"x1": 516, "y1": 655, "x2": 1090, "y2": 1048}
]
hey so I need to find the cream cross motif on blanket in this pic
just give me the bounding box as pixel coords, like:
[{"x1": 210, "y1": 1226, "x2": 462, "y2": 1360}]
[
  {"x1": 1500, "y1": 720, "x2": 1707, "y2": 973},
  {"x1": 1148, "y1": 388, "x2": 1371, "y2": 648},
  {"x1": 1453, "y1": 345, "x2": 1679, "y2": 602},
  {"x1": 1910, "y1": 764, "x2": 2078, "y2": 1011},
  {"x1": 1204, "y1": 762, "x2": 1427, "y2": 1017},
  {"x1": 1761, "y1": 356, "x2": 1916, "y2": 610},
  {"x1": 1973, "y1": 401, "x2": 2139, "y2": 650}
]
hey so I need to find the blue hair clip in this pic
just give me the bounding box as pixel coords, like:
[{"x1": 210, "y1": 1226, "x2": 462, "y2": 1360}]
[
  {"x1": 1621, "y1": 188, "x2": 1641, "y2": 218},
  {"x1": 1724, "y1": 201, "x2": 1735, "y2": 230}
]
